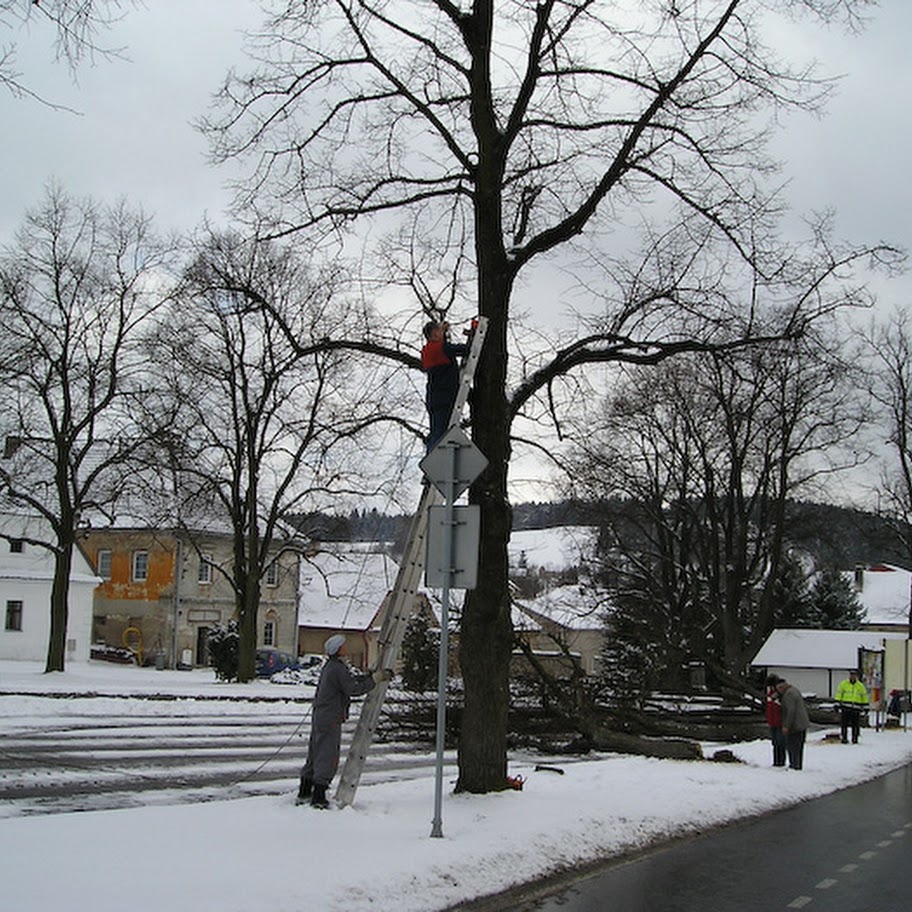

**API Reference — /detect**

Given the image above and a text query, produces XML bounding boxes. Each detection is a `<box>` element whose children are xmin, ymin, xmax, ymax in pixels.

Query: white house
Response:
<box><xmin>750</xmin><ymin>628</ymin><xmax>910</xmax><ymax>698</ymax></box>
<box><xmin>0</xmin><ymin>513</ymin><xmax>100</xmax><ymax>664</ymax></box>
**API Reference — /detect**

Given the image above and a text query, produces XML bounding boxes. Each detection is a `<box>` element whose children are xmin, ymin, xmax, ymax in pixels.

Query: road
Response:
<box><xmin>0</xmin><ymin>689</ymin><xmax>584</xmax><ymax>818</ymax></box>
<box><xmin>0</xmin><ymin>691</ymin><xmax>452</xmax><ymax>817</ymax></box>
<box><xmin>475</xmin><ymin>762</ymin><xmax>912</xmax><ymax>912</ymax></box>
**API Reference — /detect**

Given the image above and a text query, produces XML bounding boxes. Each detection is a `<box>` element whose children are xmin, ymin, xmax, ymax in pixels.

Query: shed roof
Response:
<box><xmin>751</xmin><ymin>628</ymin><xmax>907</xmax><ymax>670</ymax></box>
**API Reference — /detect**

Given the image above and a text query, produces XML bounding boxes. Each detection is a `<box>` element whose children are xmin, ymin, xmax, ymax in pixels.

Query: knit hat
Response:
<box><xmin>324</xmin><ymin>634</ymin><xmax>346</xmax><ymax>656</ymax></box>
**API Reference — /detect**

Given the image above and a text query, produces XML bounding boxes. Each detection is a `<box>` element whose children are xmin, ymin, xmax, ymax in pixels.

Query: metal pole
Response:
<box><xmin>431</xmin><ymin>439</ymin><xmax>458</xmax><ymax>838</ymax></box>
<box><xmin>905</xmin><ymin>576</ymin><xmax>911</xmax><ymax>732</ymax></box>
<box><xmin>904</xmin><ymin>638</ymin><xmax>910</xmax><ymax>733</ymax></box>
<box><xmin>171</xmin><ymin>537</ymin><xmax>182</xmax><ymax>669</ymax></box>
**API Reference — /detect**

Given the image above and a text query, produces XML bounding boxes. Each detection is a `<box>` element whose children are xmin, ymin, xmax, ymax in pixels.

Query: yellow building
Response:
<box><xmin>84</xmin><ymin>528</ymin><xmax>300</xmax><ymax>668</ymax></box>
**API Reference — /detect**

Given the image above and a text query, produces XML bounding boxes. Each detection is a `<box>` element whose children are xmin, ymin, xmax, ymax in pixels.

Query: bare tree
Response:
<box><xmin>0</xmin><ymin>183</ymin><xmax>174</xmax><ymax>671</ymax></box>
<box><xmin>1</xmin><ymin>1</ymin><xmax>132</xmax><ymax>104</ymax></box>
<box><xmin>203</xmin><ymin>1</ymin><xmax>892</xmax><ymax>791</ymax></box>
<box><xmin>867</xmin><ymin>309</ymin><xmax>912</xmax><ymax>623</ymax></box>
<box><xmin>568</xmin><ymin>321</ymin><xmax>869</xmax><ymax>692</ymax></box>
<box><xmin>144</xmin><ymin>229</ymin><xmax>412</xmax><ymax>682</ymax></box>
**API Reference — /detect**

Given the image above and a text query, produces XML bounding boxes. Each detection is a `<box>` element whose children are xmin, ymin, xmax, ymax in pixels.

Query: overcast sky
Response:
<box><xmin>1</xmin><ymin>0</ymin><xmax>261</xmax><ymax>241</ymax></box>
<box><xmin>2</xmin><ymin>1</ymin><xmax>909</xmax><ymax>298</ymax></box>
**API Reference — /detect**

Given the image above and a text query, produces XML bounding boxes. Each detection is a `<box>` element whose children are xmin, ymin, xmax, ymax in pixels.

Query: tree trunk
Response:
<box><xmin>236</xmin><ymin>562</ymin><xmax>259</xmax><ymax>683</ymax></box>
<box><xmin>588</xmin><ymin>724</ymin><xmax>703</xmax><ymax>760</ymax></box>
<box><xmin>45</xmin><ymin>543</ymin><xmax>73</xmax><ymax>673</ymax></box>
<box><xmin>456</xmin><ymin>78</ymin><xmax>516</xmax><ymax>786</ymax></box>
<box><xmin>457</xmin><ymin>303</ymin><xmax>514</xmax><ymax>790</ymax></box>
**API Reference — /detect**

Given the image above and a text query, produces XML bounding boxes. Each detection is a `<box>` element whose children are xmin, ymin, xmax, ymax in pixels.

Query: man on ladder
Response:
<box><xmin>421</xmin><ymin>318</ymin><xmax>476</xmax><ymax>452</ymax></box>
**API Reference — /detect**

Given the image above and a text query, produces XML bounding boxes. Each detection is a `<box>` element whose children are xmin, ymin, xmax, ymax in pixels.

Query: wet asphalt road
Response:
<box><xmin>480</xmin><ymin>762</ymin><xmax>912</xmax><ymax>912</ymax></box>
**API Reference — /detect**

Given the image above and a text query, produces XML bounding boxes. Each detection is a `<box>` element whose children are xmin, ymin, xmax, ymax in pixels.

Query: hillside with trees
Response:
<box><xmin>516</xmin><ymin>499</ymin><xmax>908</xmax><ymax>571</ymax></box>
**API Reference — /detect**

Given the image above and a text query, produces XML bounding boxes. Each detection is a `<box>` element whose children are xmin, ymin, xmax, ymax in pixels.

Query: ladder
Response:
<box><xmin>334</xmin><ymin>316</ymin><xmax>488</xmax><ymax>808</ymax></box>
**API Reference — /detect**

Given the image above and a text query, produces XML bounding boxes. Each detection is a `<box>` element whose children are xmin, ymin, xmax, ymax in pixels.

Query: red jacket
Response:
<box><xmin>765</xmin><ymin>685</ymin><xmax>782</xmax><ymax>727</ymax></box>
<box><xmin>421</xmin><ymin>338</ymin><xmax>454</xmax><ymax>370</ymax></box>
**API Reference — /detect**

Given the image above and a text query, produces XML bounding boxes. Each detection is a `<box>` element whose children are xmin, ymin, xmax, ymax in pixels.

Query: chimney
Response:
<box><xmin>854</xmin><ymin>564</ymin><xmax>864</xmax><ymax>592</ymax></box>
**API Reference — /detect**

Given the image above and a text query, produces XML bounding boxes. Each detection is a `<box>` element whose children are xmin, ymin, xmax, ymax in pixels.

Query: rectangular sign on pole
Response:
<box><xmin>425</xmin><ymin>505</ymin><xmax>481</xmax><ymax>589</ymax></box>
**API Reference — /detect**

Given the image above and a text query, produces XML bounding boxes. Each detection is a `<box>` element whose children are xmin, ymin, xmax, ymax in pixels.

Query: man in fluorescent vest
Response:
<box><xmin>835</xmin><ymin>669</ymin><xmax>869</xmax><ymax>744</ymax></box>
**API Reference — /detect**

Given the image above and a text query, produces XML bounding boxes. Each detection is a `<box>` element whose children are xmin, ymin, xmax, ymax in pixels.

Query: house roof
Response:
<box><xmin>751</xmin><ymin>628</ymin><xmax>908</xmax><ymax>670</ymax></box>
<box><xmin>515</xmin><ymin>583</ymin><xmax>609</xmax><ymax>632</ymax></box>
<box><xmin>846</xmin><ymin>564</ymin><xmax>911</xmax><ymax>626</ymax></box>
<box><xmin>0</xmin><ymin>511</ymin><xmax>101</xmax><ymax>585</ymax></box>
<box><xmin>508</xmin><ymin>526</ymin><xmax>597</xmax><ymax>572</ymax></box>
<box><xmin>297</xmin><ymin>546</ymin><xmax>399</xmax><ymax>632</ymax></box>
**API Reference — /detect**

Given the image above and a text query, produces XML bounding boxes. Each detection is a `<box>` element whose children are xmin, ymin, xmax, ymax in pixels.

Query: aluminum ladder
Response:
<box><xmin>334</xmin><ymin>316</ymin><xmax>488</xmax><ymax>808</ymax></box>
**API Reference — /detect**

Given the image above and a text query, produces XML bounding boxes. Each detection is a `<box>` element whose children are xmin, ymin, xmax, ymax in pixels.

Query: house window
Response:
<box><xmin>132</xmin><ymin>550</ymin><xmax>149</xmax><ymax>582</ymax></box>
<box><xmin>97</xmin><ymin>549</ymin><xmax>112</xmax><ymax>580</ymax></box>
<box><xmin>198</xmin><ymin>553</ymin><xmax>213</xmax><ymax>585</ymax></box>
<box><xmin>10</xmin><ymin>539</ymin><xmax>24</xmax><ymax>554</ymax></box>
<box><xmin>5</xmin><ymin>600</ymin><xmax>23</xmax><ymax>631</ymax></box>
<box><xmin>265</xmin><ymin>561</ymin><xmax>279</xmax><ymax>587</ymax></box>
<box><xmin>263</xmin><ymin>620</ymin><xmax>276</xmax><ymax>647</ymax></box>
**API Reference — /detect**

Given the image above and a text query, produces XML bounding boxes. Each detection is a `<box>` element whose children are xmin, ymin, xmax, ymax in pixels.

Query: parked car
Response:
<box><xmin>255</xmin><ymin>648</ymin><xmax>301</xmax><ymax>678</ymax></box>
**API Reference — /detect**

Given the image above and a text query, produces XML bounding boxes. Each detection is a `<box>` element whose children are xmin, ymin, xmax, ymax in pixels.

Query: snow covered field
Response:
<box><xmin>2</xmin><ymin>659</ymin><xmax>911</xmax><ymax>912</ymax></box>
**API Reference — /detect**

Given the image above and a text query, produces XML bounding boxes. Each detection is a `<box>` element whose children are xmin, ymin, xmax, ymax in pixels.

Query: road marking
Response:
<box><xmin>891</xmin><ymin>830</ymin><xmax>906</xmax><ymax>838</ymax></box>
<box><xmin>815</xmin><ymin>878</ymin><xmax>838</xmax><ymax>890</ymax></box>
<box><xmin>788</xmin><ymin>897</ymin><xmax>813</xmax><ymax>908</ymax></box>
<box><xmin>839</xmin><ymin>864</ymin><xmax>858</xmax><ymax>873</ymax></box>
<box><xmin>877</xmin><ymin>840</ymin><xmax>893</xmax><ymax>848</ymax></box>
<box><xmin>859</xmin><ymin>851</ymin><xmax>877</xmax><ymax>860</ymax></box>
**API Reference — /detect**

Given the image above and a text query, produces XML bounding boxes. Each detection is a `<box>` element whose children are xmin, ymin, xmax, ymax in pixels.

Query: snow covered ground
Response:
<box><xmin>2</xmin><ymin>660</ymin><xmax>911</xmax><ymax>912</ymax></box>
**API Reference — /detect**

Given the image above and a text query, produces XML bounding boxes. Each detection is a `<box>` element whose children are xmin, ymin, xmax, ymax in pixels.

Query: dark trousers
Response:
<box><xmin>426</xmin><ymin>406</ymin><xmax>450</xmax><ymax>452</ymax></box>
<box><xmin>785</xmin><ymin>730</ymin><xmax>806</xmax><ymax>770</ymax></box>
<box><xmin>840</xmin><ymin>706</ymin><xmax>862</xmax><ymax>743</ymax></box>
<box><xmin>769</xmin><ymin>726</ymin><xmax>786</xmax><ymax>767</ymax></box>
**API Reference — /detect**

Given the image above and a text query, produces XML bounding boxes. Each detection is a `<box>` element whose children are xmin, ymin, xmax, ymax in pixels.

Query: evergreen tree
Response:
<box><xmin>399</xmin><ymin>613</ymin><xmax>439</xmax><ymax>693</ymax></box>
<box><xmin>208</xmin><ymin>620</ymin><xmax>239</xmax><ymax>682</ymax></box>
<box><xmin>772</xmin><ymin>554</ymin><xmax>815</xmax><ymax>627</ymax></box>
<box><xmin>597</xmin><ymin>596</ymin><xmax>676</xmax><ymax>711</ymax></box>
<box><xmin>809</xmin><ymin>569</ymin><xmax>866</xmax><ymax>629</ymax></box>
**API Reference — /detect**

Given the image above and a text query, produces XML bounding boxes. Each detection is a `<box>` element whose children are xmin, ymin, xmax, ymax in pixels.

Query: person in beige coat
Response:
<box><xmin>297</xmin><ymin>634</ymin><xmax>388</xmax><ymax>808</ymax></box>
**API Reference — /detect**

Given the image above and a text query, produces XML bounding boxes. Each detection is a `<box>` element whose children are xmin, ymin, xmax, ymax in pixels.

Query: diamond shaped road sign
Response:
<box><xmin>419</xmin><ymin>426</ymin><xmax>488</xmax><ymax>499</ymax></box>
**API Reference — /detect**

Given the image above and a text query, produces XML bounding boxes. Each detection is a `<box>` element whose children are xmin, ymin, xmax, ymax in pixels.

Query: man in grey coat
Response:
<box><xmin>297</xmin><ymin>634</ymin><xmax>389</xmax><ymax>808</ymax></box>
<box><xmin>776</xmin><ymin>678</ymin><xmax>810</xmax><ymax>771</ymax></box>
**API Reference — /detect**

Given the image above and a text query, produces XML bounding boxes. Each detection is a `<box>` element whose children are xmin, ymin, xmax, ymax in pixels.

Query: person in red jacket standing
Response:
<box><xmin>765</xmin><ymin>674</ymin><xmax>786</xmax><ymax>767</ymax></box>
<box><xmin>421</xmin><ymin>320</ymin><xmax>469</xmax><ymax>452</ymax></box>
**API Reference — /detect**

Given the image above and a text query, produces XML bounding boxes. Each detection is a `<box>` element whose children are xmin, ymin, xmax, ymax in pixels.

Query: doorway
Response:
<box><xmin>196</xmin><ymin>626</ymin><xmax>210</xmax><ymax>667</ymax></box>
